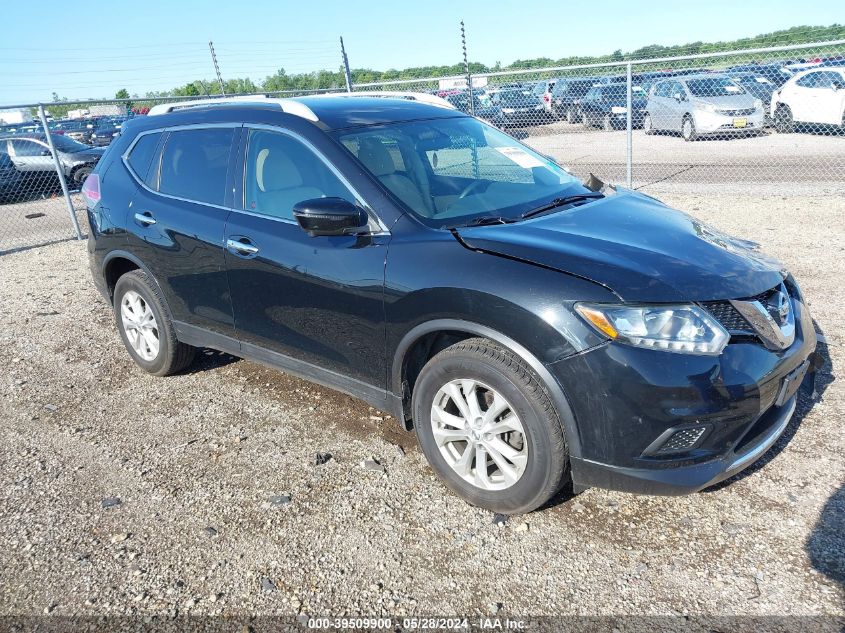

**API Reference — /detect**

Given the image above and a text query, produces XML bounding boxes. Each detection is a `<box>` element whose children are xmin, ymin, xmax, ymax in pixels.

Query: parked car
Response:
<box><xmin>443</xmin><ymin>92</ymin><xmax>500</xmax><ymax>123</ymax></box>
<box><xmin>579</xmin><ymin>84</ymin><xmax>647</xmax><ymax>130</ymax></box>
<box><xmin>51</xmin><ymin>119</ymin><xmax>96</xmax><ymax>143</ymax></box>
<box><xmin>84</xmin><ymin>95</ymin><xmax>817</xmax><ymax>514</ymax></box>
<box><xmin>491</xmin><ymin>88</ymin><xmax>545</xmax><ymax>127</ymax></box>
<box><xmin>551</xmin><ymin>77</ymin><xmax>598</xmax><ymax>122</ymax></box>
<box><xmin>770</xmin><ymin>67</ymin><xmax>845</xmax><ymax>133</ymax></box>
<box><xmin>726</xmin><ymin>72</ymin><xmax>777</xmax><ymax>123</ymax></box>
<box><xmin>0</xmin><ymin>151</ymin><xmax>25</xmax><ymax>203</ymax></box>
<box><xmin>531</xmin><ymin>79</ymin><xmax>557</xmax><ymax>117</ymax></box>
<box><xmin>89</xmin><ymin>118</ymin><xmax>125</xmax><ymax>147</ymax></box>
<box><xmin>727</xmin><ymin>63</ymin><xmax>793</xmax><ymax>87</ymax></box>
<box><xmin>644</xmin><ymin>74</ymin><xmax>764</xmax><ymax>141</ymax></box>
<box><xmin>1</xmin><ymin>134</ymin><xmax>104</xmax><ymax>186</ymax></box>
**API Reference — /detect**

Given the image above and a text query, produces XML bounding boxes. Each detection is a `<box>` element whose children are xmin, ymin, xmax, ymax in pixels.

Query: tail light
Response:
<box><xmin>81</xmin><ymin>173</ymin><xmax>100</xmax><ymax>206</ymax></box>
<box><xmin>544</xmin><ymin>93</ymin><xmax>550</xmax><ymax>102</ymax></box>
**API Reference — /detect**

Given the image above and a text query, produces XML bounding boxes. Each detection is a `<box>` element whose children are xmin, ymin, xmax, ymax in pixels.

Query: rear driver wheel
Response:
<box><xmin>412</xmin><ymin>338</ymin><xmax>570</xmax><ymax>514</ymax></box>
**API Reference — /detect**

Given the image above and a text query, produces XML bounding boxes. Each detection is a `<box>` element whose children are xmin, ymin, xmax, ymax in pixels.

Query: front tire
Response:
<box><xmin>681</xmin><ymin>115</ymin><xmax>697</xmax><ymax>141</ymax></box>
<box><xmin>113</xmin><ymin>270</ymin><xmax>195</xmax><ymax>376</ymax></box>
<box><xmin>774</xmin><ymin>105</ymin><xmax>794</xmax><ymax>134</ymax></box>
<box><xmin>412</xmin><ymin>338</ymin><xmax>570</xmax><ymax>514</ymax></box>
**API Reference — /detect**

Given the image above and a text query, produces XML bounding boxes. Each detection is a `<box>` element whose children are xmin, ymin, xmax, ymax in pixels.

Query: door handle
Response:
<box><xmin>134</xmin><ymin>212</ymin><xmax>156</xmax><ymax>226</ymax></box>
<box><xmin>226</xmin><ymin>238</ymin><xmax>259</xmax><ymax>256</ymax></box>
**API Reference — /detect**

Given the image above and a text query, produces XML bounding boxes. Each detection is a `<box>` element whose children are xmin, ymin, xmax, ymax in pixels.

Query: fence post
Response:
<box><xmin>340</xmin><ymin>37</ymin><xmax>353</xmax><ymax>93</ymax></box>
<box><xmin>625</xmin><ymin>62</ymin><xmax>633</xmax><ymax>189</ymax></box>
<box><xmin>37</xmin><ymin>105</ymin><xmax>83</xmax><ymax>241</ymax></box>
<box><xmin>460</xmin><ymin>21</ymin><xmax>474</xmax><ymax>116</ymax></box>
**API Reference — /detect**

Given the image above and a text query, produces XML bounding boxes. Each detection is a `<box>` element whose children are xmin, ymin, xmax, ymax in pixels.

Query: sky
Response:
<box><xmin>0</xmin><ymin>0</ymin><xmax>842</xmax><ymax>104</ymax></box>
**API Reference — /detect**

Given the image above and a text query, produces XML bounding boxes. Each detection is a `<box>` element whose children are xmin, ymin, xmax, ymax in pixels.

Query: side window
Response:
<box><xmin>11</xmin><ymin>140</ymin><xmax>44</xmax><ymax>157</ymax></box>
<box><xmin>126</xmin><ymin>132</ymin><xmax>161</xmax><ymax>182</ymax></box>
<box><xmin>158</xmin><ymin>128</ymin><xmax>234</xmax><ymax>206</ymax></box>
<box><xmin>796</xmin><ymin>73</ymin><xmax>818</xmax><ymax>88</ymax></box>
<box><xmin>245</xmin><ymin>129</ymin><xmax>355</xmax><ymax>221</ymax></box>
<box><xmin>654</xmin><ymin>82</ymin><xmax>667</xmax><ymax>98</ymax></box>
<box><xmin>818</xmin><ymin>71</ymin><xmax>842</xmax><ymax>87</ymax></box>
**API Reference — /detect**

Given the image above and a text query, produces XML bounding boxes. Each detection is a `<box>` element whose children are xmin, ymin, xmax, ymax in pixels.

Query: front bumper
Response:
<box><xmin>553</xmin><ymin>297</ymin><xmax>817</xmax><ymax>495</ymax></box>
<box><xmin>695</xmin><ymin>109</ymin><xmax>765</xmax><ymax>134</ymax></box>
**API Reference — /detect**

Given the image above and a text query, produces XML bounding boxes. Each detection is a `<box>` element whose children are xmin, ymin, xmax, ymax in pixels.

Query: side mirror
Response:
<box><xmin>673</xmin><ymin>92</ymin><xmax>683</xmax><ymax>102</ymax></box>
<box><xmin>40</xmin><ymin>149</ymin><xmax>52</xmax><ymax>156</ymax></box>
<box><xmin>832</xmin><ymin>81</ymin><xmax>845</xmax><ymax>91</ymax></box>
<box><xmin>293</xmin><ymin>197</ymin><xmax>368</xmax><ymax>237</ymax></box>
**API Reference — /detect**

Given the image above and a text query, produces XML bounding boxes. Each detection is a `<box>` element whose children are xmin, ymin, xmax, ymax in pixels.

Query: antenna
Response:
<box><xmin>340</xmin><ymin>36</ymin><xmax>353</xmax><ymax>93</ymax></box>
<box><xmin>460</xmin><ymin>20</ymin><xmax>474</xmax><ymax>116</ymax></box>
<box><xmin>208</xmin><ymin>40</ymin><xmax>226</xmax><ymax>96</ymax></box>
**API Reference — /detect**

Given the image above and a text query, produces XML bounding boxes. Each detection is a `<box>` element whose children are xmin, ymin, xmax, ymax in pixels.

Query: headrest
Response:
<box><xmin>256</xmin><ymin>148</ymin><xmax>304</xmax><ymax>192</ymax></box>
<box><xmin>357</xmin><ymin>138</ymin><xmax>395</xmax><ymax>177</ymax></box>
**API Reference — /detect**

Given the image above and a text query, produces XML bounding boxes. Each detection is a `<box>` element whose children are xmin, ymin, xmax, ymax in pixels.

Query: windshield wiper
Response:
<box><xmin>520</xmin><ymin>193</ymin><xmax>605</xmax><ymax>220</ymax></box>
<box><xmin>446</xmin><ymin>215</ymin><xmax>517</xmax><ymax>229</ymax></box>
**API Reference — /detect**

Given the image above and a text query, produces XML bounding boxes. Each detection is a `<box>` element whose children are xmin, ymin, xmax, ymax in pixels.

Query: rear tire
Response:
<box><xmin>72</xmin><ymin>166</ymin><xmax>92</xmax><ymax>185</ymax></box>
<box><xmin>643</xmin><ymin>113</ymin><xmax>654</xmax><ymax>135</ymax></box>
<box><xmin>113</xmin><ymin>270</ymin><xmax>195</xmax><ymax>376</ymax></box>
<box><xmin>774</xmin><ymin>105</ymin><xmax>794</xmax><ymax>134</ymax></box>
<box><xmin>681</xmin><ymin>115</ymin><xmax>697</xmax><ymax>141</ymax></box>
<box><xmin>412</xmin><ymin>337</ymin><xmax>570</xmax><ymax>514</ymax></box>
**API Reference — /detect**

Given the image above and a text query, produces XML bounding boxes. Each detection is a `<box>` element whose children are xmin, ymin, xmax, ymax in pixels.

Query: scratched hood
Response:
<box><xmin>456</xmin><ymin>191</ymin><xmax>785</xmax><ymax>302</ymax></box>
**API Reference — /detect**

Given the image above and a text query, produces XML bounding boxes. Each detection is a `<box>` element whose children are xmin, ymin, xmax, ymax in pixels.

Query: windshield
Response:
<box><xmin>50</xmin><ymin>134</ymin><xmax>90</xmax><ymax>152</ymax></box>
<box><xmin>499</xmin><ymin>90</ymin><xmax>533</xmax><ymax>105</ymax></box>
<box><xmin>686</xmin><ymin>77</ymin><xmax>746</xmax><ymax>97</ymax></box>
<box><xmin>333</xmin><ymin>116</ymin><xmax>586</xmax><ymax>228</ymax></box>
<box><xmin>603</xmin><ymin>86</ymin><xmax>645</xmax><ymax>99</ymax></box>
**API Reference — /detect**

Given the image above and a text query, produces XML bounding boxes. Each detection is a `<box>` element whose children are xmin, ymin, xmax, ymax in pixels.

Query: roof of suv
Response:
<box><xmin>143</xmin><ymin>96</ymin><xmax>466</xmax><ymax>132</ymax></box>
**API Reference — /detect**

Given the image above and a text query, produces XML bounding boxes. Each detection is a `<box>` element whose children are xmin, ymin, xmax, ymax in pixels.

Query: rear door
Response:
<box><xmin>7</xmin><ymin>138</ymin><xmax>53</xmax><ymax>173</ymax></box>
<box><xmin>125</xmin><ymin>124</ymin><xmax>238</xmax><ymax>337</ymax></box>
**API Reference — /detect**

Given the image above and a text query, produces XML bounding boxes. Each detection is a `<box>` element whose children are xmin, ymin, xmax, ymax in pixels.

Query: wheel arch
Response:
<box><xmin>391</xmin><ymin>319</ymin><xmax>582</xmax><ymax>457</ymax></box>
<box><xmin>102</xmin><ymin>250</ymin><xmax>168</xmax><ymax>312</ymax></box>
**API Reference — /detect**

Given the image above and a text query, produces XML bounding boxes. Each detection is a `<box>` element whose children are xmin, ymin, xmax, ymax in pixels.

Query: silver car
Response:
<box><xmin>644</xmin><ymin>73</ymin><xmax>765</xmax><ymax>140</ymax></box>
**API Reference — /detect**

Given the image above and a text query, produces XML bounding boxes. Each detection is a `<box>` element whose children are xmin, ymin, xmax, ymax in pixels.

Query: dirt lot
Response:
<box><xmin>0</xmin><ymin>192</ymin><xmax>843</xmax><ymax>625</ymax></box>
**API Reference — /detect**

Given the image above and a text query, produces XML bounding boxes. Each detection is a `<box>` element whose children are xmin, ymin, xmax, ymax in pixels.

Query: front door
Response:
<box><xmin>6</xmin><ymin>138</ymin><xmax>54</xmax><ymax>173</ymax></box>
<box><xmin>224</xmin><ymin>127</ymin><xmax>388</xmax><ymax>386</ymax></box>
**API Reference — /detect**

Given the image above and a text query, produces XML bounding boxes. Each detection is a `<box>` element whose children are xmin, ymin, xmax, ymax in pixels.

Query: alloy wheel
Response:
<box><xmin>120</xmin><ymin>290</ymin><xmax>160</xmax><ymax>361</ymax></box>
<box><xmin>430</xmin><ymin>379</ymin><xmax>529</xmax><ymax>491</ymax></box>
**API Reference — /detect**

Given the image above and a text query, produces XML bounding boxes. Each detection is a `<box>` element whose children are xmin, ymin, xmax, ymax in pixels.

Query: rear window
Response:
<box><xmin>158</xmin><ymin>128</ymin><xmax>234</xmax><ymax>206</ymax></box>
<box><xmin>126</xmin><ymin>132</ymin><xmax>161</xmax><ymax>181</ymax></box>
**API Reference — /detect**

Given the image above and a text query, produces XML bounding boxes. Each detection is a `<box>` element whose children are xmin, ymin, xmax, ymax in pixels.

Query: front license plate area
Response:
<box><xmin>733</xmin><ymin>118</ymin><xmax>748</xmax><ymax>128</ymax></box>
<box><xmin>775</xmin><ymin>360</ymin><xmax>810</xmax><ymax>407</ymax></box>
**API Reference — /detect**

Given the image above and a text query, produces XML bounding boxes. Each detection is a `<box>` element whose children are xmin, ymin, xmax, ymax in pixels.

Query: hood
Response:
<box><xmin>455</xmin><ymin>191</ymin><xmax>785</xmax><ymax>302</ymax></box>
<box><xmin>66</xmin><ymin>146</ymin><xmax>105</xmax><ymax>161</ymax></box>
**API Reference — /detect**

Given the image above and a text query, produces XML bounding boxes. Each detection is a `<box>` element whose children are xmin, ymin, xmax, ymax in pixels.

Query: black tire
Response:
<box><xmin>774</xmin><ymin>105</ymin><xmax>794</xmax><ymax>134</ymax></box>
<box><xmin>643</xmin><ymin>113</ymin><xmax>654</xmax><ymax>135</ymax></box>
<box><xmin>681</xmin><ymin>114</ymin><xmax>697</xmax><ymax>141</ymax></box>
<box><xmin>72</xmin><ymin>165</ymin><xmax>93</xmax><ymax>185</ymax></box>
<box><xmin>412</xmin><ymin>337</ymin><xmax>570</xmax><ymax>514</ymax></box>
<box><xmin>113</xmin><ymin>270</ymin><xmax>195</xmax><ymax>376</ymax></box>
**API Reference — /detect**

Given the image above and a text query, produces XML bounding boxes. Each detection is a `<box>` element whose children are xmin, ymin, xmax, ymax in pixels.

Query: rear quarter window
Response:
<box><xmin>126</xmin><ymin>132</ymin><xmax>162</xmax><ymax>182</ymax></box>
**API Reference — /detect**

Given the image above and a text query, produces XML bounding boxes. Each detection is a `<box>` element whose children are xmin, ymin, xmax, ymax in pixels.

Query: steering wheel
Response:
<box><xmin>456</xmin><ymin>180</ymin><xmax>485</xmax><ymax>201</ymax></box>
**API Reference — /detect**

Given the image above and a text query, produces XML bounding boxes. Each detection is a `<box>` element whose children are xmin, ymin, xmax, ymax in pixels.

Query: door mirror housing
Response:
<box><xmin>832</xmin><ymin>80</ymin><xmax>845</xmax><ymax>91</ymax></box>
<box><xmin>673</xmin><ymin>92</ymin><xmax>684</xmax><ymax>102</ymax></box>
<box><xmin>40</xmin><ymin>149</ymin><xmax>52</xmax><ymax>156</ymax></box>
<box><xmin>293</xmin><ymin>197</ymin><xmax>368</xmax><ymax>237</ymax></box>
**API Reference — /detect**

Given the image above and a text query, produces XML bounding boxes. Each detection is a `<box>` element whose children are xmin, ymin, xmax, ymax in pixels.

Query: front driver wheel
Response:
<box><xmin>412</xmin><ymin>338</ymin><xmax>570</xmax><ymax>514</ymax></box>
<box><xmin>114</xmin><ymin>270</ymin><xmax>196</xmax><ymax>376</ymax></box>
<box><xmin>682</xmin><ymin>115</ymin><xmax>697</xmax><ymax>141</ymax></box>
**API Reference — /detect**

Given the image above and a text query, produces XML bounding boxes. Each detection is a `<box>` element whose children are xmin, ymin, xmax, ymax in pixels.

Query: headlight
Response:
<box><xmin>700</xmin><ymin>103</ymin><xmax>717</xmax><ymax>113</ymax></box>
<box><xmin>753</xmin><ymin>99</ymin><xmax>762</xmax><ymax>109</ymax></box>
<box><xmin>575</xmin><ymin>303</ymin><xmax>729</xmax><ymax>355</ymax></box>
<box><xmin>610</xmin><ymin>106</ymin><xmax>627</xmax><ymax>114</ymax></box>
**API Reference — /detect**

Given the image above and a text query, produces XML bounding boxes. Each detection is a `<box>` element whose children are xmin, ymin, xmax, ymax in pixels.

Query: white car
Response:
<box><xmin>770</xmin><ymin>67</ymin><xmax>845</xmax><ymax>132</ymax></box>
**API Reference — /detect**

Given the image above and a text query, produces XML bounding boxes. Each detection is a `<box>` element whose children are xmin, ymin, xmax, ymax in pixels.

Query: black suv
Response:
<box><xmin>85</xmin><ymin>96</ymin><xmax>816</xmax><ymax>514</ymax></box>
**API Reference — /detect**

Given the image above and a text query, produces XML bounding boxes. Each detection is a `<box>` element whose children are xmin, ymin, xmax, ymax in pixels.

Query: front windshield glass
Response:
<box><xmin>686</xmin><ymin>77</ymin><xmax>746</xmax><ymax>97</ymax></box>
<box><xmin>333</xmin><ymin>116</ymin><xmax>585</xmax><ymax>228</ymax></box>
<box><xmin>50</xmin><ymin>134</ymin><xmax>90</xmax><ymax>152</ymax></box>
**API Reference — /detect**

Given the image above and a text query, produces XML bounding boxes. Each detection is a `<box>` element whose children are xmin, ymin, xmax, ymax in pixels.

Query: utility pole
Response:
<box><xmin>460</xmin><ymin>20</ymin><xmax>474</xmax><ymax>116</ymax></box>
<box><xmin>208</xmin><ymin>40</ymin><xmax>226</xmax><ymax>96</ymax></box>
<box><xmin>340</xmin><ymin>36</ymin><xmax>353</xmax><ymax>92</ymax></box>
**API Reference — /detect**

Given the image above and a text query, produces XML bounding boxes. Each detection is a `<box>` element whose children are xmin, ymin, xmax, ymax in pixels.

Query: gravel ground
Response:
<box><xmin>0</xmin><ymin>193</ymin><xmax>843</xmax><ymax>625</ymax></box>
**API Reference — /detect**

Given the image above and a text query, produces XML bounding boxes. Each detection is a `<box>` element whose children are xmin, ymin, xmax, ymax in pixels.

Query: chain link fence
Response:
<box><xmin>1</xmin><ymin>40</ymin><xmax>843</xmax><ymax>254</ymax></box>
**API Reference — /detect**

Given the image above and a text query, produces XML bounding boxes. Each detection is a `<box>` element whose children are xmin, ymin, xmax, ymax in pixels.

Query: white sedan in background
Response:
<box><xmin>771</xmin><ymin>67</ymin><xmax>845</xmax><ymax>132</ymax></box>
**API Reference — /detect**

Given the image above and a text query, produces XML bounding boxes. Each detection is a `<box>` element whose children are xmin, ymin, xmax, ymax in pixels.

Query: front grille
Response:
<box><xmin>701</xmin><ymin>301</ymin><xmax>754</xmax><ymax>333</ymax></box>
<box><xmin>653</xmin><ymin>426</ymin><xmax>708</xmax><ymax>455</ymax></box>
<box><xmin>718</xmin><ymin>107</ymin><xmax>756</xmax><ymax>116</ymax></box>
